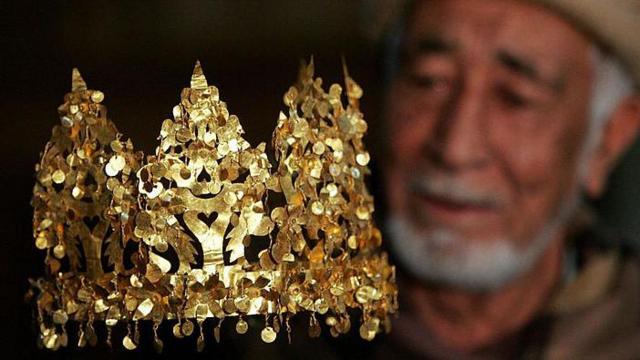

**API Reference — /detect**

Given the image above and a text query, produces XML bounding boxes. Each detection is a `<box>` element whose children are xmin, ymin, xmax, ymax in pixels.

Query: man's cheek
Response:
<box><xmin>386</xmin><ymin>170</ymin><xmax>408</xmax><ymax>214</ymax></box>
<box><xmin>391</xmin><ymin>120</ymin><xmax>432</xmax><ymax>159</ymax></box>
<box><xmin>501</xmin><ymin>153</ymin><xmax>577</xmax><ymax>236</ymax></box>
<box><xmin>390</xmin><ymin>131</ymin><xmax>417</xmax><ymax>163</ymax></box>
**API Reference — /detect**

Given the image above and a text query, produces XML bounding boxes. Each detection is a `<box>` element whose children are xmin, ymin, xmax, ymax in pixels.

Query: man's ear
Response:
<box><xmin>585</xmin><ymin>94</ymin><xmax>640</xmax><ymax>198</ymax></box>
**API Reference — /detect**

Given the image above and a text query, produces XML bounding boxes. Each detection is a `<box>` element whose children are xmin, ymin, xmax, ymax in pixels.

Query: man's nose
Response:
<box><xmin>424</xmin><ymin>78</ymin><xmax>491</xmax><ymax>171</ymax></box>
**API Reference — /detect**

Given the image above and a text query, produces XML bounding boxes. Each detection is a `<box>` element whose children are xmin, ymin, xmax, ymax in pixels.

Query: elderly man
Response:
<box><xmin>379</xmin><ymin>0</ymin><xmax>640</xmax><ymax>358</ymax></box>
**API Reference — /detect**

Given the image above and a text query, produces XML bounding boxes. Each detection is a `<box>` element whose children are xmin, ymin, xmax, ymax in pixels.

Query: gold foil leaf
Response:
<box><xmin>355</xmin><ymin>152</ymin><xmax>370</xmax><ymax>166</ymax></box>
<box><xmin>52</xmin><ymin>310</ymin><xmax>68</xmax><ymax>324</ymax></box>
<box><xmin>214</xmin><ymin>322</ymin><xmax>223</xmax><ymax>342</ymax></box>
<box><xmin>355</xmin><ymin>285</ymin><xmax>377</xmax><ymax>304</ymax></box>
<box><xmin>122</xmin><ymin>335</ymin><xmax>137</xmax><ymax>350</ymax></box>
<box><xmin>182</xmin><ymin>320</ymin><xmax>195</xmax><ymax>336</ymax></box>
<box><xmin>105</xmin><ymin>306</ymin><xmax>120</xmax><ymax>326</ymax></box>
<box><xmin>172</xmin><ymin>323</ymin><xmax>184</xmax><ymax>338</ymax></box>
<box><xmin>149</xmin><ymin>252</ymin><xmax>172</xmax><ymax>274</ymax></box>
<box><xmin>90</xmin><ymin>91</ymin><xmax>104</xmax><ymax>103</ymax></box>
<box><xmin>261</xmin><ymin>326</ymin><xmax>277</xmax><ymax>343</ymax></box>
<box><xmin>52</xmin><ymin>170</ymin><xmax>65</xmax><ymax>184</ymax></box>
<box><xmin>53</xmin><ymin>244</ymin><xmax>65</xmax><ymax>259</ymax></box>
<box><xmin>134</xmin><ymin>298</ymin><xmax>154</xmax><ymax>320</ymax></box>
<box><xmin>154</xmin><ymin>338</ymin><xmax>164</xmax><ymax>353</ymax></box>
<box><xmin>94</xmin><ymin>299</ymin><xmax>109</xmax><ymax>313</ymax></box>
<box><xmin>235</xmin><ymin>318</ymin><xmax>248</xmax><ymax>334</ymax></box>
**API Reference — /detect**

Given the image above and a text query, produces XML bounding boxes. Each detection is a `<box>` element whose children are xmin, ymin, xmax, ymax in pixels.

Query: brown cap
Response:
<box><xmin>533</xmin><ymin>0</ymin><xmax>640</xmax><ymax>86</ymax></box>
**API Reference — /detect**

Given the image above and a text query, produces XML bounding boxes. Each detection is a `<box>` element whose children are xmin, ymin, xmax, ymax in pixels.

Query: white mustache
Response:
<box><xmin>409</xmin><ymin>175</ymin><xmax>506</xmax><ymax>208</ymax></box>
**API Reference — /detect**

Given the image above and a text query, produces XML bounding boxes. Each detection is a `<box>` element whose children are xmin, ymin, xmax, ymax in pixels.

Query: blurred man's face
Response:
<box><xmin>385</xmin><ymin>0</ymin><xmax>594</xmax><ymax>288</ymax></box>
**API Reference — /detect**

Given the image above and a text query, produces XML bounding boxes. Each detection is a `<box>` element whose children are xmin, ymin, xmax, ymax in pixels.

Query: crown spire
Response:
<box><xmin>341</xmin><ymin>58</ymin><xmax>363</xmax><ymax>105</ymax></box>
<box><xmin>190</xmin><ymin>60</ymin><xmax>209</xmax><ymax>90</ymax></box>
<box><xmin>71</xmin><ymin>67</ymin><xmax>87</xmax><ymax>92</ymax></box>
<box><xmin>136</xmin><ymin>62</ymin><xmax>272</xmax><ymax>274</ymax></box>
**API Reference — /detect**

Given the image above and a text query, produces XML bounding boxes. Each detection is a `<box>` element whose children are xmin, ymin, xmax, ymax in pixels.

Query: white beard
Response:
<box><xmin>386</xmin><ymin>190</ymin><xmax>581</xmax><ymax>291</ymax></box>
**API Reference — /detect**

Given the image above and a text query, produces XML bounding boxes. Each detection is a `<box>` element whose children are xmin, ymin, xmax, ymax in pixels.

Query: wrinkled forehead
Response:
<box><xmin>403</xmin><ymin>0</ymin><xmax>593</xmax><ymax>81</ymax></box>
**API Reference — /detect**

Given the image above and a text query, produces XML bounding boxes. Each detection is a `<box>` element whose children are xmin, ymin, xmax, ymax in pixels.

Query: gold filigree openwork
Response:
<box><xmin>28</xmin><ymin>61</ymin><xmax>397</xmax><ymax>352</ymax></box>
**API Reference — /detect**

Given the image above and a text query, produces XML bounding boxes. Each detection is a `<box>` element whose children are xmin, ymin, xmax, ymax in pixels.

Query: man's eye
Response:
<box><xmin>496</xmin><ymin>87</ymin><xmax>531</xmax><ymax>108</ymax></box>
<box><xmin>406</xmin><ymin>73</ymin><xmax>452</xmax><ymax>92</ymax></box>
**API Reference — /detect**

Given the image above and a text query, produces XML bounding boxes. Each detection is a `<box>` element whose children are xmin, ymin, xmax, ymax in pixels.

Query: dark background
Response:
<box><xmin>2</xmin><ymin>1</ymin><xmax>640</xmax><ymax>358</ymax></box>
<box><xmin>0</xmin><ymin>1</ymin><xmax>390</xmax><ymax>358</ymax></box>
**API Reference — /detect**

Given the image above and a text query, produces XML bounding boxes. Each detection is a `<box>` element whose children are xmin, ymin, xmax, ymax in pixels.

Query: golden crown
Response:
<box><xmin>28</xmin><ymin>60</ymin><xmax>397</xmax><ymax>352</ymax></box>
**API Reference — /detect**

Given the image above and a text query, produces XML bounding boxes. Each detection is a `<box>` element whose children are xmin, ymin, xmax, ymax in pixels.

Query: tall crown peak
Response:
<box><xmin>341</xmin><ymin>59</ymin><xmax>363</xmax><ymax>103</ymax></box>
<box><xmin>71</xmin><ymin>67</ymin><xmax>87</xmax><ymax>92</ymax></box>
<box><xmin>190</xmin><ymin>60</ymin><xmax>209</xmax><ymax>90</ymax></box>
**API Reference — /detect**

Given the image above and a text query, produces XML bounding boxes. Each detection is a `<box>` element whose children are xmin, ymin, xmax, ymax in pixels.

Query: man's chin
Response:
<box><xmin>386</xmin><ymin>216</ymin><xmax>554</xmax><ymax>292</ymax></box>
